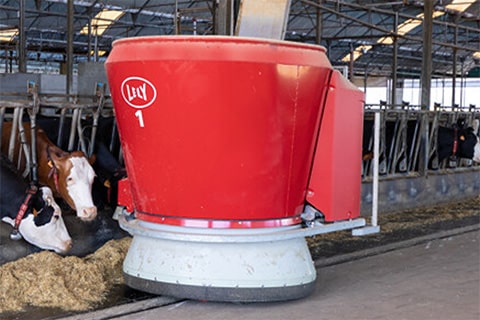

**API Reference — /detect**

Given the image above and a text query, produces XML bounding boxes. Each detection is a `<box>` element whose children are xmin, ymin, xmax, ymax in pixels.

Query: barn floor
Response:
<box><xmin>0</xmin><ymin>197</ymin><xmax>479</xmax><ymax>320</ymax></box>
<box><xmin>58</xmin><ymin>227</ymin><xmax>479</xmax><ymax>320</ymax></box>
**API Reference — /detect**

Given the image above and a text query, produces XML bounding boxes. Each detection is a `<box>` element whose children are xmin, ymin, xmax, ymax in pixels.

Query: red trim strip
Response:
<box><xmin>452</xmin><ymin>127</ymin><xmax>458</xmax><ymax>156</ymax></box>
<box><xmin>14</xmin><ymin>186</ymin><xmax>38</xmax><ymax>230</ymax></box>
<box><xmin>135</xmin><ymin>212</ymin><xmax>302</xmax><ymax>229</ymax></box>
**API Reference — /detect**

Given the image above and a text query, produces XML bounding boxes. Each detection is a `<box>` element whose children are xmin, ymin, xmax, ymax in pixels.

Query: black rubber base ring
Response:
<box><xmin>124</xmin><ymin>272</ymin><xmax>316</xmax><ymax>303</ymax></box>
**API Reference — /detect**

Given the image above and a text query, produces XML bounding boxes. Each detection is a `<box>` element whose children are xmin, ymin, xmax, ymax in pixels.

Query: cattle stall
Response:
<box><xmin>0</xmin><ymin>81</ymin><xmax>120</xmax><ymax>176</ymax></box>
<box><xmin>361</xmin><ymin>107</ymin><xmax>480</xmax><ymax>214</ymax></box>
<box><xmin>0</xmin><ymin>80</ymin><xmax>127</xmax><ymax>263</ymax></box>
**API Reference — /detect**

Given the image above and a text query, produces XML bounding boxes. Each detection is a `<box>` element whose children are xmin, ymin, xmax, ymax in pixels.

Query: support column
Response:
<box><xmin>391</xmin><ymin>11</ymin><xmax>399</xmax><ymax>106</ymax></box>
<box><xmin>87</xmin><ymin>19</ymin><xmax>92</xmax><ymax>62</ymax></box>
<box><xmin>420</xmin><ymin>0</ymin><xmax>433</xmax><ymax>110</ymax></box>
<box><xmin>451</xmin><ymin>25</ymin><xmax>458</xmax><ymax>108</ymax></box>
<box><xmin>216</xmin><ymin>0</ymin><xmax>234</xmax><ymax>35</ymax></box>
<box><xmin>18</xmin><ymin>0</ymin><xmax>26</xmax><ymax>73</ymax></box>
<box><xmin>66</xmin><ymin>0</ymin><xmax>74</xmax><ymax>95</ymax></box>
<box><xmin>316</xmin><ymin>0</ymin><xmax>323</xmax><ymax>45</ymax></box>
<box><xmin>395</xmin><ymin>79</ymin><xmax>405</xmax><ymax>107</ymax></box>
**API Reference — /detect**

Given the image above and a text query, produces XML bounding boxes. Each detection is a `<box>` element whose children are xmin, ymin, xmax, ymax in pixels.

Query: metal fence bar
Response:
<box><xmin>0</xmin><ymin>91</ymin><xmax>112</xmax><ymax>175</ymax></box>
<box><xmin>362</xmin><ymin>108</ymin><xmax>480</xmax><ymax>181</ymax></box>
<box><xmin>1</xmin><ymin>95</ymin><xmax>479</xmax><ymax>188</ymax></box>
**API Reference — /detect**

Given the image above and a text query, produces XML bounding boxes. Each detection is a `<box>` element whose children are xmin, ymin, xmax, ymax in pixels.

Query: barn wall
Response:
<box><xmin>77</xmin><ymin>62</ymin><xmax>109</xmax><ymax>96</ymax></box>
<box><xmin>361</xmin><ymin>168</ymin><xmax>480</xmax><ymax>215</ymax></box>
<box><xmin>0</xmin><ymin>73</ymin><xmax>77</xmax><ymax>95</ymax></box>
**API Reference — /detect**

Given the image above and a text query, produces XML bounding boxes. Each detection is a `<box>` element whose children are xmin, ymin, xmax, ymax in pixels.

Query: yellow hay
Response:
<box><xmin>0</xmin><ymin>236</ymin><xmax>131</xmax><ymax>312</ymax></box>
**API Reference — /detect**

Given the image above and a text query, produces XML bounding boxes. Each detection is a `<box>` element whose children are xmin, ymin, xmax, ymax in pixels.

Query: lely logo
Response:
<box><xmin>121</xmin><ymin>76</ymin><xmax>157</xmax><ymax>109</ymax></box>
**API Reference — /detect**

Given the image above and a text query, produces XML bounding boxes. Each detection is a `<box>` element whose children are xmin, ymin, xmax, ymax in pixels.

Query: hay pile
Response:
<box><xmin>0</xmin><ymin>236</ymin><xmax>132</xmax><ymax>313</ymax></box>
<box><xmin>366</xmin><ymin>195</ymin><xmax>479</xmax><ymax>233</ymax></box>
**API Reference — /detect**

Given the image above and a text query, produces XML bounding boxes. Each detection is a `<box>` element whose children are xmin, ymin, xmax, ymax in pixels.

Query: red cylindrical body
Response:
<box><xmin>105</xmin><ymin>36</ymin><xmax>332</xmax><ymax>227</ymax></box>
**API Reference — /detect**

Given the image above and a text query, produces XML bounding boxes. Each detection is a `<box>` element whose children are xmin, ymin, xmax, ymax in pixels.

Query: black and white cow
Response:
<box><xmin>437</xmin><ymin>120</ymin><xmax>480</xmax><ymax>163</ymax></box>
<box><xmin>1</xmin><ymin>156</ymin><xmax>72</xmax><ymax>254</ymax></box>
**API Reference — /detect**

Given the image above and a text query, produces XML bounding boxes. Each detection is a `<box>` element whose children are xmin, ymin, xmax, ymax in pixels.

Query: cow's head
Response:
<box><xmin>474</xmin><ymin>139</ymin><xmax>480</xmax><ymax>163</ymax></box>
<box><xmin>459</xmin><ymin>128</ymin><xmax>480</xmax><ymax>163</ymax></box>
<box><xmin>458</xmin><ymin>121</ymin><xmax>480</xmax><ymax>163</ymax></box>
<box><xmin>2</xmin><ymin>187</ymin><xmax>72</xmax><ymax>254</ymax></box>
<box><xmin>49</xmin><ymin>149</ymin><xmax>97</xmax><ymax>221</ymax></box>
<box><xmin>473</xmin><ymin>120</ymin><xmax>480</xmax><ymax>163</ymax></box>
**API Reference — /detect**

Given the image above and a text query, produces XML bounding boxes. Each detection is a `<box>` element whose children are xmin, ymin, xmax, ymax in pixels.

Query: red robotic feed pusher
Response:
<box><xmin>106</xmin><ymin>36</ymin><xmax>366</xmax><ymax>302</ymax></box>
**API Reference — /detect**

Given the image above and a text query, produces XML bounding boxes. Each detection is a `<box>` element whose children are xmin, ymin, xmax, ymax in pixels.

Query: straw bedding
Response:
<box><xmin>0</xmin><ymin>236</ymin><xmax>131</xmax><ymax>312</ymax></box>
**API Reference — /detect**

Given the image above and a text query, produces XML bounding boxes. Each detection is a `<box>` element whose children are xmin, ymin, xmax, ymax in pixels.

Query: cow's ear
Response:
<box><xmin>50</xmin><ymin>148</ymin><xmax>68</xmax><ymax>161</ymax></box>
<box><xmin>88</xmin><ymin>154</ymin><xmax>96</xmax><ymax>165</ymax></box>
<box><xmin>1</xmin><ymin>216</ymin><xmax>15</xmax><ymax>227</ymax></box>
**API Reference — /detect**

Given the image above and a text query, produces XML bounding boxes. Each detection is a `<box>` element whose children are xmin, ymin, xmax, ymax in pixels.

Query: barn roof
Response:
<box><xmin>0</xmin><ymin>0</ymin><xmax>479</xmax><ymax>78</ymax></box>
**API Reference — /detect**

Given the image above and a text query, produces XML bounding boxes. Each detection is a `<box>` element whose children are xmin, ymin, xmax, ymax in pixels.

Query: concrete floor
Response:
<box><xmin>61</xmin><ymin>228</ymin><xmax>480</xmax><ymax>320</ymax></box>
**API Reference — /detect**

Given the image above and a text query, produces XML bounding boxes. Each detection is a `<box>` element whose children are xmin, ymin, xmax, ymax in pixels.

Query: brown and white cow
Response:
<box><xmin>1</xmin><ymin>122</ymin><xmax>97</xmax><ymax>221</ymax></box>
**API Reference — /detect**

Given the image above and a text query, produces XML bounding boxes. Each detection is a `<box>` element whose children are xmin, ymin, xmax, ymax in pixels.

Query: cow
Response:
<box><xmin>1</xmin><ymin>121</ymin><xmax>97</xmax><ymax>221</ymax></box>
<box><xmin>35</xmin><ymin>115</ymin><xmax>126</xmax><ymax>210</ymax></box>
<box><xmin>1</xmin><ymin>155</ymin><xmax>72</xmax><ymax>254</ymax></box>
<box><xmin>90</xmin><ymin>141</ymin><xmax>126</xmax><ymax>209</ymax></box>
<box><xmin>437</xmin><ymin>121</ymin><xmax>480</xmax><ymax>163</ymax></box>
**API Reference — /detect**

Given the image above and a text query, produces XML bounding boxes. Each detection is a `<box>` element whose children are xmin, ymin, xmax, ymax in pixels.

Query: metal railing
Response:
<box><xmin>362</xmin><ymin>108</ymin><xmax>480</xmax><ymax>181</ymax></box>
<box><xmin>0</xmin><ymin>82</ymin><xmax>120</xmax><ymax>179</ymax></box>
<box><xmin>1</xmin><ymin>86</ymin><xmax>479</xmax><ymax>187</ymax></box>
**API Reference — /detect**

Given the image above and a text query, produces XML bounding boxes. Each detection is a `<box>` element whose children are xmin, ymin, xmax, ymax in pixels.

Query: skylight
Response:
<box><xmin>0</xmin><ymin>28</ymin><xmax>18</xmax><ymax>42</ymax></box>
<box><xmin>342</xmin><ymin>0</ymin><xmax>477</xmax><ymax>63</ymax></box>
<box><xmin>80</xmin><ymin>9</ymin><xmax>125</xmax><ymax>36</ymax></box>
<box><xmin>341</xmin><ymin>45</ymin><xmax>373</xmax><ymax>63</ymax></box>
<box><xmin>445</xmin><ymin>0</ymin><xmax>477</xmax><ymax>12</ymax></box>
<box><xmin>377</xmin><ymin>12</ymin><xmax>445</xmax><ymax>45</ymax></box>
